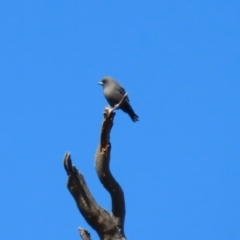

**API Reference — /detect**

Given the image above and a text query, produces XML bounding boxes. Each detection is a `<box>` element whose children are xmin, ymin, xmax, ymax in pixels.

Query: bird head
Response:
<box><xmin>98</xmin><ymin>76</ymin><xmax>113</xmax><ymax>88</ymax></box>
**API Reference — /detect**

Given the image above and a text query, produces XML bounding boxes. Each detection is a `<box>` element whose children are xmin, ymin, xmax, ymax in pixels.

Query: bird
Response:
<box><xmin>98</xmin><ymin>76</ymin><xmax>139</xmax><ymax>122</ymax></box>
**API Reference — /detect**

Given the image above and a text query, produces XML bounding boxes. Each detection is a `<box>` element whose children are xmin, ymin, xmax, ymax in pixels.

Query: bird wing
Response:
<box><xmin>117</xmin><ymin>86</ymin><xmax>130</xmax><ymax>102</ymax></box>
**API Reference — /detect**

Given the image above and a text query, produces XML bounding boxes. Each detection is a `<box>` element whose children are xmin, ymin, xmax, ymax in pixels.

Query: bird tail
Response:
<box><xmin>130</xmin><ymin>112</ymin><xmax>139</xmax><ymax>122</ymax></box>
<box><xmin>121</xmin><ymin>101</ymin><xmax>139</xmax><ymax>122</ymax></box>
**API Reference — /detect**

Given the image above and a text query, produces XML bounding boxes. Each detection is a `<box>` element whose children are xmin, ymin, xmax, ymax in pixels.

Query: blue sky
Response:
<box><xmin>0</xmin><ymin>1</ymin><xmax>240</xmax><ymax>239</ymax></box>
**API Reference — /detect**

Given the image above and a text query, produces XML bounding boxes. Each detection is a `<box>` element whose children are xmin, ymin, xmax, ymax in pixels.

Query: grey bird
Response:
<box><xmin>98</xmin><ymin>76</ymin><xmax>139</xmax><ymax>122</ymax></box>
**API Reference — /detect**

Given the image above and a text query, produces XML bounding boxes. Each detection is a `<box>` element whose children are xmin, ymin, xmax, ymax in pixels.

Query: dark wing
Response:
<box><xmin>116</xmin><ymin>86</ymin><xmax>130</xmax><ymax>102</ymax></box>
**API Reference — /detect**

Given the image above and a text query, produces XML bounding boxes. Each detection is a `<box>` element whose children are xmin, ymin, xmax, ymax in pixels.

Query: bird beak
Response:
<box><xmin>98</xmin><ymin>81</ymin><xmax>103</xmax><ymax>85</ymax></box>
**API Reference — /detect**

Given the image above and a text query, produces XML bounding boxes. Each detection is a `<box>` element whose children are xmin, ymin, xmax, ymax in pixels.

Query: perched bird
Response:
<box><xmin>98</xmin><ymin>76</ymin><xmax>139</xmax><ymax>122</ymax></box>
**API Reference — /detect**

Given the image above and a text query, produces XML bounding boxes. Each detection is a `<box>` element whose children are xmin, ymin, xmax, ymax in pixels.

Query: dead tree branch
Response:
<box><xmin>64</xmin><ymin>94</ymin><xmax>127</xmax><ymax>240</ymax></box>
<box><xmin>78</xmin><ymin>228</ymin><xmax>91</xmax><ymax>240</ymax></box>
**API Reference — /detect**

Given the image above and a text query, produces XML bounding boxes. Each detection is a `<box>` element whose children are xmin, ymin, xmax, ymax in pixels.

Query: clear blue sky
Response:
<box><xmin>0</xmin><ymin>1</ymin><xmax>239</xmax><ymax>239</ymax></box>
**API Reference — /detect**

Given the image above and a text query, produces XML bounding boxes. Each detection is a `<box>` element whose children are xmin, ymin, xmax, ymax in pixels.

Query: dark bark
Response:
<box><xmin>64</xmin><ymin>94</ymin><xmax>128</xmax><ymax>240</ymax></box>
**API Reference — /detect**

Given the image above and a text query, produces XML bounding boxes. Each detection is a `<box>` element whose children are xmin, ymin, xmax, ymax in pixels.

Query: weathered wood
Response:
<box><xmin>64</xmin><ymin>94</ymin><xmax>127</xmax><ymax>240</ymax></box>
<box><xmin>78</xmin><ymin>228</ymin><xmax>91</xmax><ymax>240</ymax></box>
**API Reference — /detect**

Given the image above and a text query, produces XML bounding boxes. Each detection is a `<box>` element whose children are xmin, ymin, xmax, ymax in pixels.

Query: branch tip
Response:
<box><xmin>64</xmin><ymin>152</ymin><xmax>72</xmax><ymax>175</ymax></box>
<box><xmin>78</xmin><ymin>228</ymin><xmax>91</xmax><ymax>240</ymax></box>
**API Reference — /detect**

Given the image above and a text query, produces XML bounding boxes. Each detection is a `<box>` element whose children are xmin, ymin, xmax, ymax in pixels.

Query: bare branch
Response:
<box><xmin>64</xmin><ymin>153</ymin><xmax>126</xmax><ymax>239</ymax></box>
<box><xmin>95</xmin><ymin>95</ymin><xmax>126</xmax><ymax>236</ymax></box>
<box><xmin>64</xmin><ymin>94</ymin><xmax>127</xmax><ymax>239</ymax></box>
<box><xmin>78</xmin><ymin>228</ymin><xmax>91</xmax><ymax>240</ymax></box>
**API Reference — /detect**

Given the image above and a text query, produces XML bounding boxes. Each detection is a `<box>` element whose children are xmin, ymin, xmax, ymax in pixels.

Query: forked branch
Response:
<box><xmin>64</xmin><ymin>94</ymin><xmax>127</xmax><ymax>240</ymax></box>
